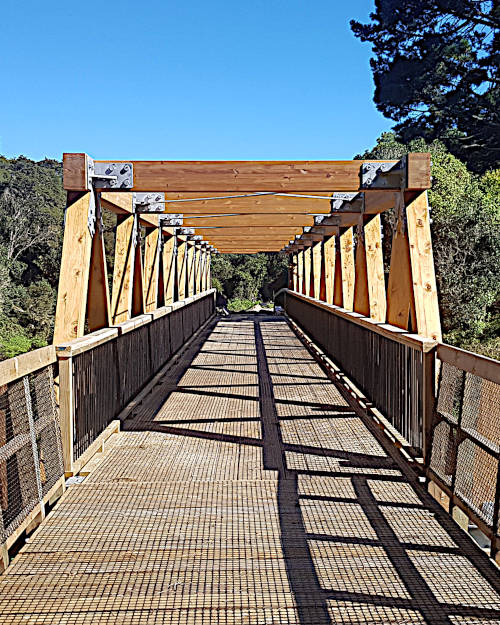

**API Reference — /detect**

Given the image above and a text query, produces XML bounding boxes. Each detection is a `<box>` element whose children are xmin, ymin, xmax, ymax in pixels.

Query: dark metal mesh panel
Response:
<box><xmin>429</xmin><ymin>360</ymin><xmax>500</xmax><ymax>554</ymax></box>
<box><xmin>285</xmin><ymin>293</ymin><xmax>424</xmax><ymax>450</ymax></box>
<box><xmin>170</xmin><ymin>309</ymin><xmax>184</xmax><ymax>354</ymax></box>
<box><xmin>182</xmin><ymin>304</ymin><xmax>194</xmax><ymax>342</ymax></box>
<box><xmin>73</xmin><ymin>339</ymin><xmax>120</xmax><ymax>460</ymax></box>
<box><xmin>117</xmin><ymin>324</ymin><xmax>152</xmax><ymax>407</ymax></box>
<box><xmin>0</xmin><ymin>364</ymin><xmax>63</xmax><ymax>544</ymax></box>
<box><xmin>149</xmin><ymin>314</ymin><xmax>171</xmax><ymax>374</ymax></box>
<box><xmin>72</xmin><ymin>293</ymin><xmax>214</xmax><ymax>462</ymax></box>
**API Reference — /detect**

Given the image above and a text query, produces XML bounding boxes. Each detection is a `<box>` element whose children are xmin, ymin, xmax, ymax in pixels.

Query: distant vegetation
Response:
<box><xmin>0</xmin><ymin>137</ymin><xmax>498</xmax><ymax>359</ymax></box>
<box><xmin>0</xmin><ymin>1</ymin><xmax>498</xmax><ymax>359</ymax></box>
<box><xmin>0</xmin><ymin>157</ymin><xmax>64</xmax><ymax>358</ymax></box>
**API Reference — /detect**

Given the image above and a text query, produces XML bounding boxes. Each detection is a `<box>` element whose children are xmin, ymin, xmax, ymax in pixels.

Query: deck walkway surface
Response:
<box><xmin>1</xmin><ymin>316</ymin><xmax>499</xmax><ymax>624</ymax></box>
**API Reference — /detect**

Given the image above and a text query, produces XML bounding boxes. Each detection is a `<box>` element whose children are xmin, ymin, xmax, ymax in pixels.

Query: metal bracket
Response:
<box><xmin>132</xmin><ymin>214</ymin><xmax>140</xmax><ymax>247</ymax></box>
<box><xmin>87</xmin><ymin>158</ymin><xmax>134</xmax><ymax>190</ymax></box>
<box><xmin>361</xmin><ymin>158</ymin><xmax>406</xmax><ymax>189</ymax></box>
<box><xmin>87</xmin><ymin>191</ymin><xmax>97</xmax><ymax>237</ymax></box>
<box><xmin>159</xmin><ymin>214</ymin><xmax>183</xmax><ymax>227</ymax></box>
<box><xmin>192</xmin><ymin>235</ymin><xmax>203</xmax><ymax>242</ymax></box>
<box><xmin>331</xmin><ymin>193</ymin><xmax>364</xmax><ymax>213</ymax></box>
<box><xmin>133</xmin><ymin>192</ymin><xmax>165</xmax><ymax>213</ymax></box>
<box><xmin>331</xmin><ymin>192</ymin><xmax>359</xmax><ymax>202</ymax></box>
<box><xmin>180</xmin><ymin>227</ymin><xmax>195</xmax><ymax>236</ymax></box>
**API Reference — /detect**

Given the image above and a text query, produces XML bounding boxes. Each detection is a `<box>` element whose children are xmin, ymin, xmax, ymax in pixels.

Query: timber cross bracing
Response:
<box><xmin>55</xmin><ymin>152</ymin><xmax>439</xmax><ymax>343</ymax></box>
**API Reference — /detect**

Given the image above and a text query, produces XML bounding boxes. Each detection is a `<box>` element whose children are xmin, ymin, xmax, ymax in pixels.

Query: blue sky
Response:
<box><xmin>1</xmin><ymin>0</ymin><xmax>391</xmax><ymax>161</ymax></box>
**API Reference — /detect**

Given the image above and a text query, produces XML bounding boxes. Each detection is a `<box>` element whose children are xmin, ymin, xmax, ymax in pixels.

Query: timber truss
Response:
<box><xmin>55</xmin><ymin>152</ymin><xmax>439</xmax><ymax>343</ymax></box>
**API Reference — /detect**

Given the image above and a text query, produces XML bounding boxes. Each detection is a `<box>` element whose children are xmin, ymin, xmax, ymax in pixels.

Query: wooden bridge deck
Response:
<box><xmin>1</xmin><ymin>316</ymin><xmax>499</xmax><ymax>624</ymax></box>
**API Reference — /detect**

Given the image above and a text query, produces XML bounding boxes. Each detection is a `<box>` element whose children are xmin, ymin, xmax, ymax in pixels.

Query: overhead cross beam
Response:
<box><xmin>64</xmin><ymin>154</ymin><xmax>430</xmax><ymax>193</ymax></box>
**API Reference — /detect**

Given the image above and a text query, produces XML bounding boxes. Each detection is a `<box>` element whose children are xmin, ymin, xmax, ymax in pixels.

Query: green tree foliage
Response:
<box><xmin>211</xmin><ymin>253</ymin><xmax>288</xmax><ymax>306</ymax></box>
<box><xmin>0</xmin><ymin>156</ymin><xmax>65</xmax><ymax>357</ymax></box>
<box><xmin>357</xmin><ymin>132</ymin><xmax>500</xmax><ymax>348</ymax></box>
<box><xmin>351</xmin><ymin>1</ymin><xmax>500</xmax><ymax>173</ymax></box>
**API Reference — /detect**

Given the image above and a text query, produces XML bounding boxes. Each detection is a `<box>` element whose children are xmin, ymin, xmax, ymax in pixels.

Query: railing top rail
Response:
<box><xmin>0</xmin><ymin>344</ymin><xmax>56</xmax><ymax>386</ymax></box>
<box><xmin>437</xmin><ymin>342</ymin><xmax>500</xmax><ymax>385</ymax></box>
<box><xmin>55</xmin><ymin>289</ymin><xmax>216</xmax><ymax>358</ymax></box>
<box><xmin>284</xmin><ymin>289</ymin><xmax>437</xmax><ymax>352</ymax></box>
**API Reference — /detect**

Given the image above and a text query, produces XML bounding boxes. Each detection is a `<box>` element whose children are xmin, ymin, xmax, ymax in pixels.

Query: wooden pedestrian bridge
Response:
<box><xmin>0</xmin><ymin>154</ymin><xmax>498</xmax><ymax>624</ymax></box>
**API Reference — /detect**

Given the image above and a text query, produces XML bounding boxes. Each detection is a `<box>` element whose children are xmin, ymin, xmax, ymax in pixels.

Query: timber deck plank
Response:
<box><xmin>0</xmin><ymin>316</ymin><xmax>499</xmax><ymax>624</ymax></box>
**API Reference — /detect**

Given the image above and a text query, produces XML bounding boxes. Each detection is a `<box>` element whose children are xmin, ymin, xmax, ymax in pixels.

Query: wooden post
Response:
<box><xmin>354</xmin><ymin>220</ymin><xmax>370</xmax><ymax>317</ymax></box>
<box><xmin>163</xmin><ymin>233</ymin><xmax>176</xmax><ymax>305</ymax></box>
<box><xmin>297</xmin><ymin>248</ymin><xmax>304</xmax><ymax>294</ymax></box>
<box><xmin>333</xmin><ymin>235</ymin><xmax>343</xmax><ymax>307</ymax></box>
<box><xmin>58</xmin><ymin>356</ymin><xmax>74</xmax><ymax>475</ymax></box>
<box><xmin>131</xmin><ymin>219</ymin><xmax>145</xmax><ymax>317</ymax></box>
<box><xmin>177</xmin><ymin>237</ymin><xmax>187</xmax><ymax>300</ymax></box>
<box><xmin>207</xmin><ymin>251</ymin><xmax>212</xmax><ymax>289</ymax></box>
<box><xmin>323</xmin><ymin>235</ymin><xmax>335</xmax><ymax>305</ymax></box>
<box><xmin>143</xmin><ymin>226</ymin><xmax>160</xmax><ymax>312</ymax></box>
<box><xmin>339</xmin><ymin>227</ymin><xmax>355</xmax><ymax>311</ymax></box>
<box><xmin>86</xmin><ymin>210</ymin><xmax>111</xmax><ymax>332</ymax></box>
<box><xmin>53</xmin><ymin>192</ymin><xmax>94</xmax><ymax>343</ymax></box>
<box><xmin>111</xmin><ymin>214</ymin><xmax>135</xmax><ymax>325</ymax></box>
<box><xmin>304</xmin><ymin>243</ymin><xmax>312</xmax><ymax>297</ymax></box>
<box><xmin>195</xmin><ymin>242</ymin><xmax>202</xmax><ymax>294</ymax></box>
<box><xmin>200</xmin><ymin>245</ymin><xmax>207</xmax><ymax>292</ymax></box>
<box><xmin>292</xmin><ymin>252</ymin><xmax>298</xmax><ymax>292</ymax></box>
<box><xmin>387</xmin><ymin>209</ymin><xmax>417</xmax><ymax>330</ymax></box>
<box><xmin>406</xmin><ymin>192</ymin><xmax>442</xmax><ymax>341</ymax></box>
<box><xmin>312</xmin><ymin>241</ymin><xmax>322</xmax><ymax>300</ymax></box>
<box><xmin>364</xmin><ymin>214</ymin><xmax>386</xmax><ymax>322</ymax></box>
<box><xmin>187</xmin><ymin>239</ymin><xmax>195</xmax><ymax>297</ymax></box>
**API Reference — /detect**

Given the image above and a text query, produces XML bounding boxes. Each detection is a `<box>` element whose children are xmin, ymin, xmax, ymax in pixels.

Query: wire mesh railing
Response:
<box><xmin>428</xmin><ymin>344</ymin><xmax>500</xmax><ymax>559</ymax></box>
<box><xmin>0</xmin><ymin>350</ymin><xmax>64</xmax><ymax>548</ymax></box>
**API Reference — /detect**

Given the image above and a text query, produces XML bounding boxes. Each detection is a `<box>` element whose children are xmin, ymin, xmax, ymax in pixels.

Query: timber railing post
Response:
<box><xmin>177</xmin><ymin>235</ymin><xmax>187</xmax><ymax>300</ymax></box>
<box><xmin>53</xmin><ymin>191</ymin><xmax>94</xmax><ymax>343</ymax></box>
<box><xmin>187</xmin><ymin>238</ymin><xmax>195</xmax><ymax>297</ymax></box>
<box><xmin>143</xmin><ymin>224</ymin><xmax>160</xmax><ymax>313</ymax></box>
<box><xmin>312</xmin><ymin>240</ymin><xmax>322</xmax><ymax>300</ymax></box>
<box><xmin>324</xmin><ymin>235</ymin><xmax>335</xmax><ymax>305</ymax></box>
<box><xmin>406</xmin><ymin>191</ymin><xmax>441</xmax><ymax>341</ymax></box>
<box><xmin>339</xmin><ymin>227</ymin><xmax>354</xmax><ymax>311</ymax></box>
<box><xmin>303</xmin><ymin>243</ymin><xmax>312</xmax><ymax>296</ymax></box>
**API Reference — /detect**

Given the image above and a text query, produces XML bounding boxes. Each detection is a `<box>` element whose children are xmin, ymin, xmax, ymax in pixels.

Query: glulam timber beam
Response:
<box><xmin>164</xmin><ymin>192</ymin><xmax>334</xmax><ymax>214</ymax></box>
<box><xmin>182</xmin><ymin>214</ymin><xmax>314</xmax><ymax>228</ymax></box>
<box><xmin>64</xmin><ymin>154</ymin><xmax>430</xmax><ymax>192</ymax></box>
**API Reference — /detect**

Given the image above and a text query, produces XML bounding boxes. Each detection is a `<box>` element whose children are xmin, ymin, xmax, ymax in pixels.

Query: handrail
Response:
<box><xmin>0</xmin><ymin>345</ymin><xmax>57</xmax><ymax>386</ymax></box>
<box><xmin>282</xmin><ymin>289</ymin><xmax>437</xmax><ymax>352</ymax></box>
<box><xmin>55</xmin><ymin>289</ymin><xmax>216</xmax><ymax>357</ymax></box>
<box><xmin>437</xmin><ymin>342</ymin><xmax>500</xmax><ymax>385</ymax></box>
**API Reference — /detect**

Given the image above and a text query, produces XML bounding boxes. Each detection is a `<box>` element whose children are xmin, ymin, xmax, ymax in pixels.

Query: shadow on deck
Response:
<box><xmin>1</xmin><ymin>315</ymin><xmax>499</xmax><ymax>624</ymax></box>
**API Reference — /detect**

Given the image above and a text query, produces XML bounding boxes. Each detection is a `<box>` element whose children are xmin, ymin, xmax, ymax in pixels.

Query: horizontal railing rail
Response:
<box><xmin>0</xmin><ymin>345</ymin><xmax>65</xmax><ymax>568</ymax></box>
<box><xmin>283</xmin><ymin>290</ymin><xmax>436</xmax><ymax>453</ymax></box>
<box><xmin>56</xmin><ymin>289</ymin><xmax>216</xmax><ymax>473</ymax></box>
<box><xmin>428</xmin><ymin>343</ymin><xmax>499</xmax><ymax>559</ymax></box>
